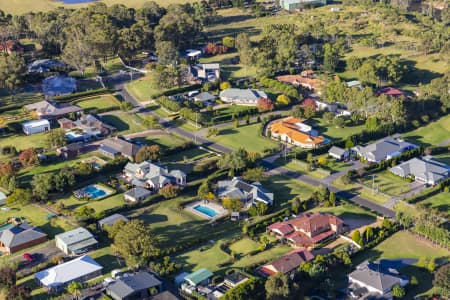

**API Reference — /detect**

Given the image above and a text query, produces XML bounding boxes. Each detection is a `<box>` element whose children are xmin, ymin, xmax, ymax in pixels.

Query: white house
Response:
<box><xmin>22</xmin><ymin>119</ymin><xmax>50</xmax><ymax>135</ymax></box>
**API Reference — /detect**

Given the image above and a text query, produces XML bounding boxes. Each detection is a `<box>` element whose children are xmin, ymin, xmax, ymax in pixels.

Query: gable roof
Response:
<box><xmin>98</xmin><ymin>214</ymin><xmax>129</xmax><ymax>228</ymax></box>
<box><xmin>260</xmin><ymin>249</ymin><xmax>314</xmax><ymax>276</ymax></box>
<box><xmin>390</xmin><ymin>156</ymin><xmax>449</xmax><ymax>183</ymax></box>
<box><xmin>124</xmin><ymin>187</ymin><xmax>152</xmax><ymax>199</ymax></box>
<box><xmin>24</xmin><ymin>100</ymin><xmax>81</xmax><ymax>118</ymax></box>
<box><xmin>184</xmin><ymin>268</ymin><xmax>213</xmax><ymax>286</ymax></box>
<box><xmin>55</xmin><ymin>227</ymin><xmax>98</xmax><ymax>253</ymax></box>
<box><xmin>270</xmin><ymin>117</ymin><xmax>324</xmax><ymax>147</ymax></box>
<box><xmin>276</xmin><ymin>75</ymin><xmax>325</xmax><ymax>90</ymax></box>
<box><xmin>194</xmin><ymin>92</ymin><xmax>216</xmax><ymax>102</ymax></box>
<box><xmin>329</xmin><ymin>146</ymin><xmax>347</xmax><ymax>157</ymax></box>
<box><xmin>102</xmin><ymin>138</ymin><xmax>141</xmax><ymax>158</ymax></box>
<box><xmin>219</xmin><ymin>88</ymin><xmax>267</xmax><ymax>102</ymax></box>
<box><xmin>377</xmin><ymin>87</ymin><xmax>405</xmax><ymax>97</ymax></box>
<box><xmin>107</xmin><ymin>271</ymin><xmax>161</xmax><ymax>298</ymax></box>
<box><xmin>349</xmin><ymin>261</ymin><xmax>405</xmax><ymax>293</ymax></box>
<box><xmin>355</xmin><ymin>137</ymin><xmax>416</xmax><ymax>162</ymax></box>
<box><xmin>35</xmin><ymin>255</ymin><xmax>102</xmax><ymax>287</ymax></box>
<box><xmin>0</xmin><ymin>223</ymin><xmax>47</xmax><ymax>248</ymax></box>
<box><xmin>22</xmin><ymin>119</ymin><xmax>50</xmax><ymax>128</ymax></box>
<box><xmin>217</xmin><ymin>177</ymin><xmax>274</xmax><ymax>205</ymax></box>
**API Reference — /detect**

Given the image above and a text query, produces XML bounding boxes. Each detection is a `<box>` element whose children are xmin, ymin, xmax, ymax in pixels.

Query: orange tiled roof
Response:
<box><xmin>270</xmin><ymin>117</ymin><xmax>324</xmax><ymax>146</ymax></box>
<box><xmin>276</xmin><ymin>75</ymin><xmax>324</xmax><ymax>90</ymax></box>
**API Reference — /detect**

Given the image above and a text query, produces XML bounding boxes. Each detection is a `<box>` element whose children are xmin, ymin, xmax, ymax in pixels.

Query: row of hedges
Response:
<box><xmin>156</xmin><ymin>96</ymin><xmax>181</xmax><ymax>112</ymax></box>
<box><xmin>53</xmin><ymin>88</ymin><xmax>110</xmax><ymax>102</ymax></box>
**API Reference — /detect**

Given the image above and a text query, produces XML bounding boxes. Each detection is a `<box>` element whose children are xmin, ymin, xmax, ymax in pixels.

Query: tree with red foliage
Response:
<box><xmin>205</xmin><ymin>43</ymin><xmax>228</xmax><ymax>55</ymax></box>
<box><xmin>302</xmin><ymin>98</ymin><xmax>317</xmax><ymax>119</ymax></box>
<box><xmin>158</xmin><ymin>184</ymin><xmax>180</xmax><ymax>199</ymax></box>
<box><xmin>257</xmin><ymin>98</ymin><xmax>274</xmax><ymax>113</ymax></box>
<box><xmin>0</xmin><ymin>162</ymin><xmax>14</xmax><ymax>177</ymax></box>
<box><xmin>18</xmin><ymin>148</ymin><xmax>39</xmax><ymax>167</ymax></box>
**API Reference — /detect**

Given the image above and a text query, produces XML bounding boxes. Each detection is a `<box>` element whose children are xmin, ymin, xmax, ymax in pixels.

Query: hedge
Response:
<box><xmin>52</xmin><ymin>88</ymin><xmax>110</xmax><ymax>102</ymax></box>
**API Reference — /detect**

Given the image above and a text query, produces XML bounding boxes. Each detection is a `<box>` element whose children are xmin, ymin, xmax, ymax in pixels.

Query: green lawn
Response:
<box><xmin>306</xmin><ymin>117</ymin><xmax>366</xmax><ymax>141</ymax></box>
<box><xmin>0</xmin><ymin>92</ymin><xmax>44</xmax><ymax>111</ymax></box>
<box><xmin>232</xmin><ymin>243</ymin><xmax>292</xmax><ymax>268</ymax></box>
<box><xmin>229</xmin><ymin>237</ymin><xmax>260</xmax><ymax>256</ymax></box>
<box><xmin>275</xmin><ymin>158</ymin><xmax>332</xmax><ymax>179</ymax></box>
<box><xmin>333</xmin><ymin>175</ymin><xmax>391</xmax><ymax>204</ymax></box>
<box><xmin>403</xmin><ymin>114</ymin><xmax>450</xmax><ymax>146</ymax></box>
<box><xmin>163</xmin><ymin>147</ymin><xmax>211</xmax><ymax>163</ymax></box>
<box><xmin>199</xmin><ymin>52</ymin><xmax>258</xmax><ymax>79</ymax></box>
<box><xmin>210</xmin><ymin>123</ymin><xmax>278</xmax><ymax>153</ymax></box>
<box><xmin>100</xmin><ymin>111</ymin><xmax>147</xmax><ymax>134</ymax></box>
<box><xmin>311</xmin><ymin>203</ymin><xmax>376</xmax><ymax>221</ymax></box>
<box><xmin>359</xmin><ymin>171</ymin><xmax>412</xmax><ymax>196</ymax></box>
<box><xmin>58</xmin><ymin>191</ymin><xmax>124</xmax><ymax>214</ymax></box>
<box><xmin>0</xmin><ymin>132</ymin><xmax>48</xmax><ymax>152</ymax></box>
<box><xmin>125</xmin><ymin>75</ymin><xmax>161</xmax><ymax>103</ymax></box>
<box><xmin>261</xmin><ymin>174</ymin><xmax>316</xmax><ymax>210</ymax></box>
<box><xmin>131</xmin><ymin>133</ymin><xmax>187</xmax><ymax>151</ymax></box>
<box><xmin>421</xmin><ymin>192</ymin><xmax>449</xmax><ymax>218</ymax></box>
<box><xmin>75</xmin><ymin>94</ymin><xmax>121</xmax><ymax>112</ymax></box>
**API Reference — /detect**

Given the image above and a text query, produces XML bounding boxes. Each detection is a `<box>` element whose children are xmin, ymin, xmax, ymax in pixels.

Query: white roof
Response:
<box><xmin>22</xmin><ymin>119</ymin><xmax>50</xmax><ymax>128</ymax></box>
<box><xmin>35</xmin><ymin>255</ymin><xmax>102</xmax><ymax>287</ymax></box>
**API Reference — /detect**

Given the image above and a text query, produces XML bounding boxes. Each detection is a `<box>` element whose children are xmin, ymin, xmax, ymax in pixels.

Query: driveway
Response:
<box><xmin>15</xmin><ymin>241</ymin><xmax>64</xmax><ymax>276</ymax></box>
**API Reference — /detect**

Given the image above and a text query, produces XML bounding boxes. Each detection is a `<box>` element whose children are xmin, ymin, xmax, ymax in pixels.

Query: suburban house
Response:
<box><xmin>27</xmin><ymin>59</ymin><xmax>66</xmax><ymax>73</ymax></box>
<box><xmin>56</xmin><ymin>143</ymin><xmax>81</xmax><ymax>159</ymax></box>
<box><xmin>22</xmin><ymin>119</ymin><xmax>50</xmax><ymax>135</ymax></box>
<box><xmin>58</xmin><ymin>114</ymin><xmax>116</xmax><ymax>141</ymax></box>
<box><xmin>347</xmin><ymin>80</ymin><xmax>362</xmax><ymax>89</ymax></box>
<box><xmin>276</xmin><ymin>75</ymin><xmax>325</xmax><ymax>92</ymax></box>
<box><xmin>267</xmin><ymin>212</ymin><xmax>344</xmax><ymax>248</ymax></box>
<box><xmin>181</xmin><ymin>268</ymin><xmax>214</xmax><ymax>294</ymax></box>
<box><xmin>347</xmin><ymin>261</ymin><xmax>409</xmax><ymax>299</ymax></box>
<box><xmin>0</xmin><ymin>192</ymin><xmax>6</xmax><ymax>205</ymax></box>
<box><xmin>35</xmin><ymin>255</ymin><xmax>103</xmax><ymax>292</ymax></box>
<box><xmin>24</xmin><ymin>100</ymin><xmax>82</xmax><ymax>120</ymax></box>
<box><xmin>99</xmin><ymin>137</ymin><xmax>142</xmax><ymax>161</ymax></box>
<box><xmin>217</xmin><ymin>177</ymin><xmax>274</xmax><ymax>207</ymax></box>
<box><xmin>259</xmin><ymin>249</ymin><xmax>314</xmax><ymax>277</ymax></box>
<box><xmin>376</xmin><ymin>87</ymin><xmax>406</xmax><ymax>98</ymax></box>
<box><xmin>123</xmin><ymin>160</ymin><xmax>186</xmax><ymax>191</ymax></box>
<box><xmin>353</xmin><ymin>136</ymin><xmax>417</xmax><ymax>163</ymax></box>
<box><xmin>314</xmin><ymin>99</ymin><xmax>338</xmax><ymax>112</ymax></box>
<box><xmin>389</xmin><ymin>156</ymin><xmax>450</xmax><ymax>185</ymax></box>
<box><xmin>124</xmin><ymin>187</ymin><xmax>152</xmax><ymax>202</ymax></box>
<box><xmin>270</xmin><ymin>117</ymin><xmax>325</xmax><ymax>149</ymax></box>
<box><xmin>0</xmin><ymin>40</ymin><xmax>23</xmax><ymax>54</ymax></box>
<box><xmin>190</xmin><ymin>63</ymin><xmax>220</xmax><ymax>82</ymax></box>
<box><xmin>98</xmin><ymin>214</ymin><xmax>129</xmax><ymax>229</ymax></box>
<box><xmin>0</xmin><ymin>223</ymin><xmax>47</xmax><ymax>254</ymax></box>
<box><xmin>211</xmin><ymin>272</ymin><xmax>249</xmax><ymax>299</ymax></box>
<box><xmin>106</xmin><ymin>271</ymin><xmax>162</xmax><ymax>300</ymax></box>
<box><xmin>219</xmin><ymin>88</ymin><xmax>268</xmax><ymax>105</ymax></box>
<box><xmin>280</xmin><ymin>0</ymin><xmax>326</xmax><ymax>11</ymax></box>
<box><xmin>328</xmin><ymin>146</ymin><xmax>349</xmax><ymax>161</ymax></box>
<box><xmin>193</xmin><ymin>92</ymin><xmax>216</xmax><ymax>103</ymax></box>
<box><xmin>42</xmin><ymin>75</ymin><xmax>77</xmax><ymax>97</ymax></box>
<box><xmin>55</xmin><ymin>227</ymin><xmax>98</xmax><ymax>255</ymax></box>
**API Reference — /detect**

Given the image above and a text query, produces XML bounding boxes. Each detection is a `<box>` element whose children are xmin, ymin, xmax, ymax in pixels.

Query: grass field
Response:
<box><xmin>403</xmin><ymin>114</ymin><xmax>450</xmax><ymax>146</ymax></box>
<box><xmin>359</xmin><ymin>171</ymin><xmax>412</xmax><ymax>196</ymax></box>
<box><xmin>132</xmin><ymin>133</ymin><xmax>187</xmax><ymax>151</ymax></box>
<box><xmin>229</xmin><ymin>237</ymin><xmax>260</xmax><ymax>256</ymax></box>
<box><xmin>0</xmin><ymin>132</ymin><xmax>48</xmax><ymax>152</ymax></box>
<box><xmin>125</xmin><ymin>74</ymin><xmax>161</xmax><ymax>103</ymax></box>
<box><xmin>311</xmin><ymin>203</ymin><xmax>376</xmax><ymax>221</ymax></box>
<box><xmin>75</xmin><ymin>94</ymin><xmax>121</xmax><ymax>112</ymax></box>
<box><xmin>333</xmin><ymin>175</ymin><xmax>391</xmax><ymax>204</ymax></box>
<box><xmin>210</xmin><ymin>123</ymin><xmax>278</xmax><ymax>153</ymax></box>
<box><xmin>100</xmin><ymin>111</ymin><xmax>147</xmax><ymax>134</ymax></box>
<box><xmin>307</xmin><ymin>117</ymin><xmax>366</xmax><ymax>141</ymax></box>
<box><xmin>58</xmin><ymin>192</ymin><xmax>124</xmax><ymax>214</ymax></box>
<box><xmin>0</xmin><ymin>0</ymin><xmax>198</xmax><ymax>14</ymax></box>
<box><xmin>421</xmin><ymin>192</ymin><xmax>449</xmax><ymax>217</ymax></box>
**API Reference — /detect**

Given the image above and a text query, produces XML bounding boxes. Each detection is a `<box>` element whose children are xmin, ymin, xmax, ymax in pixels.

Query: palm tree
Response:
<box><xmin>67</xmin><ymin>282</ymin><xmax>83</xmax><ymax>300</ymax></box>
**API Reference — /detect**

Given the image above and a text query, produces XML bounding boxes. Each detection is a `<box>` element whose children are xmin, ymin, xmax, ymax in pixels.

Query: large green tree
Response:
<box><xmin>264</xmin><ymin>273</ymin><xmax>291</xmax><ymax>300</ymax></box>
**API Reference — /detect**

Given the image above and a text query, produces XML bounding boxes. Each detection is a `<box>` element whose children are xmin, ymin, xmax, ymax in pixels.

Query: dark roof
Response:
<box><xmin>0</xmin><ymin>223</ymin><xmax>47</xmax><ymax>248</ymax></box>
<box><xmin>102</xmin><ymin>138</ymin><xmax>141</xmax><ymax>158</ymax></box>
<box><xmin>224</xmin><ymin>272</ymin><xmax>248</xmax><ymax>286</ymax></box>
<box><xmin>260</xmin><ymin>249</ymin><xmax>314</xmax><ymax>276</ymax></box>
<box><xmin>349</xmin><ymin>261</ymin><xmax>406</xmax><ymax>292</ymax></box>
<box><xmin>98</xmin><ymin>214</ymin><xmax>128</xmax><ymax>228</ymax></box>
<box><xmin>235</xmin><ymin>180</ymin><xmax>254</xmax><ymax>193</ymax></box>
<box><xmin>151</xmin><ymin>291</ymin><xmax>180</xmax><ymax>300</ymax></box>
<box><xmin>107</xmin><ymin>272</ymin><xmax>162</xmax><ymax>299</ymax></box>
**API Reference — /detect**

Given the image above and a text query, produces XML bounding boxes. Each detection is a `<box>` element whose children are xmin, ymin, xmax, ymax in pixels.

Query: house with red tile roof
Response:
<box><xmin>270</xmin><ymin>117</ymin><xmax>325</xmax><ymax>149</ymax></box>
<box><xmin>267</xmin><ymin>212</ymin><xmax>344</xmax><ymax>248</ymax></box>
<box><xmin>276</xmin><ymin>74</ymin><xmax>325</xmax><ymax>92</ymax></box>
<box><xmin>376</xmin><ymin>87</ymin><xmax>406</xmax><ymax>98</ymax></box>
<box><xmin>259</xmin><ymin>249</ymin><xmax>314</xmax><ymax>277</ymax></box>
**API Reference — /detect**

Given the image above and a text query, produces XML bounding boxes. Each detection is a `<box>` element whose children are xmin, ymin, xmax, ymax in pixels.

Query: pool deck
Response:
<box><xmin>74</xmin><ymin>184</ymin><xmax>114</xmax><ymax>200</ymax></box>
<box><xmin>185</xmin><ymin>201</ymin><xmax>228</xmax><ymax>220</ymax></box>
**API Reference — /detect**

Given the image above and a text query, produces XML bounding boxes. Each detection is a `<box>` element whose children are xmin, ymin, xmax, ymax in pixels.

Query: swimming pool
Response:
<box><xmin>193</xmin><ymin>205</ymin><xmax>218</xmax><ymax>218</ymax></box>
<box><xmin>81</xmin><ymin>185</ymin><xmax>110</xmax><ymax>199</ymax></box>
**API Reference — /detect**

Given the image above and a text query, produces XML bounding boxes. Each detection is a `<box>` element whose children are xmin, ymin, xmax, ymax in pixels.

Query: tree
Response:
<box><xmin>18</xmin><ymin>148</ymin><xmax>39</xmax><ymax>167</ymax></box>
<box><xmin>158</xmin><ymin>184</ymin><xmax>180</xmax><ymax>199</ymax></box>
<box><xmin>352</xmin><ymin>230</ymin><xmax>363</xmax><ymax>246</ymax></box>
<box><xmin>67</xmin><ymin>282</ymin><xmax>83</xmax><ymax>300</ymax></box>
<box><xmin>276</xmin><ymin>94</ymin><xmax>290</xmax><ymax>106</ymax></box>
<box><xmin>6</xmin><ymin>284</ymin><xmax>30</xmax><ymax>300</ymax></box>
<box><xmin>222</xmin><ymin>36</ymin><xmax>235</xmax><ymax>48</ymax></box>
<box><xmin>6</xmin><ymin>188</ymin><xmax>31</xmax><ymax>206</ymax></box>
<box><xmin>220</xmin><ymin>81</ymin><xmax>231</xmax><ymax>90</ymax></box>
<box><xmin>217</xmin><ymin>148</ymin><xmax>249</xmax><ymax>172</ymax></box>
<box><xmin>255</xmin><ymin>202</ymin><xmax>268</xmax><ymax>216</ymax></box>
<box><xmin>143</xmin><ymin>115</ymin><xmax>159</xmax><ymax>128</ymax></box>
<box><xmin>333</xmin><ymin>116</ymin><xmax>345</xmax><ymax>128</ymax></box>
<box><xmin>111</xmin><ymin>220</ymin><xmax>160</xmax><ymax>267</ymax></box>
<box><xmin>155</xmin><ymin>40</ymin><xmax>178</xmax><ymax>65</ymax></box>
<box><xmin>197</xmin><ymin>180</ymin><xmax>210</xmax><ymax>200</ymax></box>
<box><xmin>391</xmin><ymin>284</ymin><xmax>405</xmax><ymax>298</ymax></box>
<box><xmin>0</xmin><ymin>52</ymin><xmax>26</xmax><ymax>97</ymax></box>
<box><xmin>222</xmin><ymin>196</ymin><xmax>242</xmax><ymax>212</ymax></box>
<box><xmin>235</xmin><ymin>32</ymin><xmax>252</xmax><ymax>67</ymax></box>
<box><xmin>433</xmin><ymin>264</ymin><xmax>450</xmax><ymax>297</ymax></box>
<box><xmin>323</xmin><ymin>43</ymin><xmax>339</xmax><ymax>73</ymax></box>
<box><xmin>31</xmin><ymin>174</ymin><xmax>53</xmax><ymax>201</ymax></box>
<box><xmin>364</xmin><ymin>226</ymin><xmax>374</xmax><ymax>242</ymax></box>
<box><xmin>345</xmin><ymin>138</ymin><xmax>354</xmax><ymax>149</ymax></box>
<box><xmin>302</xmin><ymin>98</ymin><xmax>316</xmax><ymax>119</ymax></box>
<box><xmin>135</xmin><ymin>145</ymin><xmax>161</xmax><ymax>162</ymax></box>
<box><xmin>323</xmin><ymin>112</ymin><xmax>334</xmax><ymax>124</ymax></box>
<box><xmin>76</xmin><ymin>206</ymin><xmax>95</xmax><ymax>220</ymax></box>
<box><xmin>242</xmin><ymin>167</ymin><xmax>265</xmax><ymax>182</ymax></box>
<box><xmin>46</xmin><ymin>129</ymin><xmax>67</xmax><ymax>148</ymax></box>
<box><xmin>265</xmin><ymin>273</ymin><xmax>290</xmax><ymax>300</ymax></box>
<box><xmin>328</xmin><ymin>192</ymin><xmax>336</xmax><ymax>206</ymax></box>
<box><xmin>256</xmin><ymin>98</ymin><xmax>274</xmax><ymax>113</ymax></box>
<box><xmin>0</xmin><ymin>266</ymin><xmax>16</xmax><ymax>289</ymax></box>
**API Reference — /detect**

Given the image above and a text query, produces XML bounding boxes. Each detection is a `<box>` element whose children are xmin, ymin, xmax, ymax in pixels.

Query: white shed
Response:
<box><xmin>22</xmin><ymin>119</ymin><xmax>50</xmax><ymax>135</ymax></box>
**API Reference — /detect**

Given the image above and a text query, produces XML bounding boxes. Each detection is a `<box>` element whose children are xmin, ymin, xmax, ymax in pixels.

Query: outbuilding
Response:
<box><xmin>328</xmin><ymin>146</ymin><xmax>349</xmax><ymax>161</ymax></box>
<box><xmin>22</xmin><ymin>119</ymin><xmax>50</xmax><ymax>135</ymax></box>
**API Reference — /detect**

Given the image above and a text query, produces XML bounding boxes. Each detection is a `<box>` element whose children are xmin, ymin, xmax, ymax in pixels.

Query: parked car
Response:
<box><xmin>23</xmin><ymin>253</ymin><xmax>34</xmax><ymax>262</ymax></box>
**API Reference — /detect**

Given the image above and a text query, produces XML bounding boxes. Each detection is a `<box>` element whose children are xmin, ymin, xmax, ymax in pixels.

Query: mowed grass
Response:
<box><xmin>132</xmin><ymin>133</ymin><xmax>187</xmax><ymax>151</ymax></box>
<box><xmin>58</xmin><ymin>192</ymin><xmax>125</xmax><ymax>214</ymax></box>
<box><xmin>76</xmin><ymin>94</ymin><xmax>121</xmax><ymax>112</ymax></box>
<box><xmin>0</xmin><ymin>0</ymin><xmax>198</xmax><ymax>14</ymax></box>
<box><xmin>421</xmin><ymin>192</ymin><xmax>449</xmax><ymax>218</ymax></box>
<box><xmin>210</xmin><ymin>123</ymin><xmax>278</xmax><ymax>153</ymax></box>
<box><xmin>100</xmin><ymin>111</ymin><xmax>147</xmax><ymax>134</ymax></box>
<box><xmin>125</xmin><ymin>75</ymin><xmax>161</xmax><ymax>103</ymax></box>
<box><xmin>0</xmin><ymin>132</ymin><xmax>48</xmax><ymax>152</ymax></box>
<box><xmin>311</xmin><ymin>203</ymin><xmax>376</xmax><ymax>221</ymax></box>
<box><xmin>307</xmin><ymin>117</ymin><xmax>366</xmax><ymax>140</ymax></box>
<box><xmin>403</xmin><ymin>114</ymin><xmax>450</xmax><ymax>146</ymax></box>
<box><xmin>229</xmin><ymin>237</ymin><xmax>260</xmax><ymax>256</ymax></box>
<box><xmin>359</xmin><ymin>171</ymin><xmax>412</xmax><ymax>196</ymax></box>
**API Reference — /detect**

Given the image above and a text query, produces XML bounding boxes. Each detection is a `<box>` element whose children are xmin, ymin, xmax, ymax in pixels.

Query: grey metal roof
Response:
<box><xmin>98</xmin><ymin>214</ymin><xmax>129</xmax><ymax>228</ymax></box>
<box><xmin>356</xmin><ymin>137</ymin><xmax>416</xmax><ymax>162</ymax></box>
<box><xmin>219</xmin><ymin>88</ymin><xmax>267</xmax><ymax>102</ymax></box>
<box><xmin>390</xmin><ymin>157</ymin><xmax>449</xmax><ymax>183</ymax></box>
<box><xmin>124</xmin><ymin>187</ymin><xmax>151</xmax><ymax>199</ymax></box>
<box><xmin>151</xmin><ymin>291</ymin><xmax>180</xmax><ymax>300</ymax></box>
<box><xmin>329</xmin><ymin>146</ymin><xmax>347</xmax><ymax>156</ymax></box>
<box><xmin>349</xmin><ymin>261</ymin><xmax>404</xmax><ymax>293</ymax></box>
<box><xmin>56</xmin><ymin>227</ymin><xmax>96</xmax><ymax>247</ymax></box>
<box><xmin>107</xmin><ymin>272</ymin><xmax>161</xmax><ymax>299</ymax></box>
<box><xmin>0</xmin><ymin>224</ymin><xmax>47</xmax><ymax>248</ymax></box>
<box><xmin>217</xmin><ymin>178</ymin><xmax>273</xmax><ymax>205</ymax></box>
<box><xmin>194</xmin><ymin>92</ymin><xmax>216</xmax><ymax>102</ymax></box>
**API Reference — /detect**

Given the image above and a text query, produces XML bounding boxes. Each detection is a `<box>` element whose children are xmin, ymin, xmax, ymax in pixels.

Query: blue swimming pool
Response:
<box><xmin>82</xmin><ymin>185</ymin><xmax>109</xmax><ymax>199</ymax></box>
<box><xmin>193</xmin><ymin>205</ymin><xmax>218</xmax><ymax>218</ymax></box>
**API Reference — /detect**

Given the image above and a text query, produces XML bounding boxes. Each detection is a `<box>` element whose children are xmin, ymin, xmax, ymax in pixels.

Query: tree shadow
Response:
<box><xmin>138</xmin><ymin>213</ymin><xmax>169</xmax><ymax>224</ymax></box>
<box><xmin>402</xmin><ymin>135</ymin><xmax>431</xmax><ymax>147</ymax></box>
<box><xmin>101</xmin><ymin>115</ymin><xmax>130</xmax><ymax>131</ymax></box>
<box><xmin>218</xmin><ymin>128</ymin><xmax>238</xmax><ymax>135</ymax></box>
<box><xmin>94</xmin><ymin>253</ymin><xmax>125</xmax><ymax>273</ymax></box>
